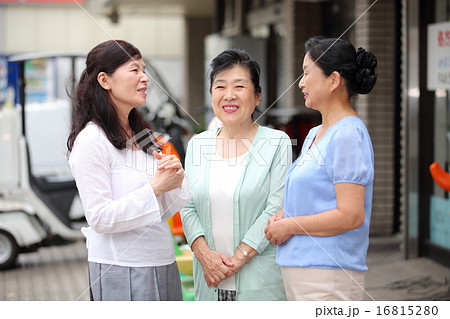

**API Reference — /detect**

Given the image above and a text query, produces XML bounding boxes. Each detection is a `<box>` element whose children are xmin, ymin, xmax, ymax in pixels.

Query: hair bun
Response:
<box><xmin>355</xmin><ymin>47</ymin><xmax>377</xmax><ymax>94</ymax></box>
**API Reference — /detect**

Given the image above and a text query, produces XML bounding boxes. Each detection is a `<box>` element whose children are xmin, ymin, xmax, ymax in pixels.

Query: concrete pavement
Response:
<box><xmin>0</xmin><ymin>235</ymin><xmax>449</xmax><ymax>301</ymax></box>
<box><xmin>0</xmin><ymin>240</ymin><xmax>89</xmax><ymax>301</ymax></box>
<box><xmin>365</xmin><ymin>236</ymin><xmax>450</xmax><ymax>301</ymax></box>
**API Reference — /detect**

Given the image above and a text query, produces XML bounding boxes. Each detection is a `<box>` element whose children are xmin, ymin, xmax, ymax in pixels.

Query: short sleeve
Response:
<box><xmin>325</xmin><ymin>122</ymin><xmax>374</xmax><ymax>186</ymax></box>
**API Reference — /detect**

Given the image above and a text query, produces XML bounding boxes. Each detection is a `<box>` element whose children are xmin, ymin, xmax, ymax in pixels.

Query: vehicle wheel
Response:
<box><xmin>0</xmin><ymin>230</ymin><xmax>19</xmax><ymax>270</ymax></box>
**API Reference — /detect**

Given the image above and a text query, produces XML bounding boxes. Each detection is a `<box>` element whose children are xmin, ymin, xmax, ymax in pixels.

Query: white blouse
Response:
<box><xmin>209</xmin><ymin>144</ymin><xmax>248</xmax><ymax>290</ymax></box>
<box><xmin>69</xmin><ymin>122</ymin><xmax>191</xmax><ymax>267</ymax></box>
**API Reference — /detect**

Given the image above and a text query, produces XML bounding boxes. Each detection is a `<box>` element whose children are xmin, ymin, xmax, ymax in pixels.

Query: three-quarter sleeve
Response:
<box><xmin>241</xmin><ymin>132</ymin><xmax>292</xmax><ymax>253</ymax></box>
<box><xmin>180</xmin><ymin>138</ymin><xmax>207</xmax><ymax>246</ymax></box>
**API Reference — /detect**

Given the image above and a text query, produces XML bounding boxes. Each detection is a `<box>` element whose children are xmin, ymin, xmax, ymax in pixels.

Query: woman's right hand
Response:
<box><xmin>191</xmin><ymin>237</ymin><xmax>234</xmax><ymax>287</ymax></box>
<box><xmin>150</xmin><ymin>151</ymin><xmax>184</xmax><ymax>197</ymax></box>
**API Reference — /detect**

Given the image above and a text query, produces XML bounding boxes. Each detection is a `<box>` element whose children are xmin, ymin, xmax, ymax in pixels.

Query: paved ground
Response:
<box><xmin>364</xmin><ymin>236</ymin><xmax>450</xmax><ymax>301</ymax></box>
<box><xmin>0</xmin><ymin>240</ymin><xmax>89</xmax><ymax>301</ymax></box>
<box><xmin>0</xmin><ymin>235</ymin><xmax>449</xmax><ymax>301</ymax></box>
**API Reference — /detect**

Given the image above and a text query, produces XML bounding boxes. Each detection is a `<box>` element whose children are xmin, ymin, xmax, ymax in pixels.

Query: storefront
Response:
<box><xmin>403</xmin><ymin>0</ymin><xmax>450</xmax><ymax>266</ymax></box>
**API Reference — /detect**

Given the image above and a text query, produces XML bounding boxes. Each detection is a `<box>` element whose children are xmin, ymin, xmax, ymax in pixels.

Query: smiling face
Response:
<box><xmin>211</xmin><ymin>65</ymin><xmax>261</xmax><ymax>127</ymax></box>
<box><xmin>298</xmin><ymin>53</ymin><xmax>330</xmax><ymax>110</ymax></box>
<box><xmin>98</xmin><ymin>58</ymin><xmax>149</xmax><ymax>116</ymax></box>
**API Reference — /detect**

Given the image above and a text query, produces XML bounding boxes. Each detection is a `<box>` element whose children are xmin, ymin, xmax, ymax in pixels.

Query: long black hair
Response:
<box><xmin>305</xmin><ymin>36</ymin><xmax>377</xmax><ymax>98</ymax></box>
<box><xmin>67</xmin><ymin>40</ymin><xmax>151</xmax><ymax>152</ymax></box>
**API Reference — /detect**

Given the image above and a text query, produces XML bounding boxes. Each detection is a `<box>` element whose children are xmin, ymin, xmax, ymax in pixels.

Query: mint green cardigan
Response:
<box><xmin>181</xmin><ymin>126</ymin><xmax>292</xmax><ymax>301</ymax></box>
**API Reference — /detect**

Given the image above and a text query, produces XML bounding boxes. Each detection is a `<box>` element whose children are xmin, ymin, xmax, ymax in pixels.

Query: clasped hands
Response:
<box><xmin>193</xmin><ymin>238</ymin><xmax>248</xmax><ymax>288</ymax></box>
<box><xmin>200</xmin><ymin>249</ymin><xmax>248</xmax><ymax>287</ymax></box>
<box><xmin>150</xmin><ymin>150</ymin><xmax>184</xmax><ymax>197</ymax></box>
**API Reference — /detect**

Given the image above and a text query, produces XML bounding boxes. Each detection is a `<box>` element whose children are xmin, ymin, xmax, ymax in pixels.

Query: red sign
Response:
<box><xmin>437</xmin><ymin>30</ymin><xmax>450</xmax><ymax>47</ymax></box>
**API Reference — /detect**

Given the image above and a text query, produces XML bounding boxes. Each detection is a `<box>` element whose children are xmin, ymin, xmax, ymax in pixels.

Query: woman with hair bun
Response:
<box><xmin>265</xmin><ymin>36</ymin><xmax>377</xmax><ymax>301</ymax></box>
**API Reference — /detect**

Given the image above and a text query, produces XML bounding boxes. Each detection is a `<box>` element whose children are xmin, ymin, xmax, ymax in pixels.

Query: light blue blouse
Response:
<box><xmin>276</xmin><ymin>116</ymin><xmax>374</xmax><ymax>271</ymax></box>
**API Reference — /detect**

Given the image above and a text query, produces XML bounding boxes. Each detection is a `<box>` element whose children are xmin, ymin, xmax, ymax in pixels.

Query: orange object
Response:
<box><xmin>162</xmin><ymin>141</ymin><xmax>180</xmax><ymax>159</ymax></box>
<box><xmin>170</xmin><ymin>212</ymin><xmax>184</xmax><ymax>236</ymax></box>
<box><xmin>429</xmin><ymin>161</ymin><xmax>450</xmax><ymax>192</ymax></box>
<box><xmin>161</xmin><ymin>140</ymin><xmax>184</xmax><ymax>236</ymax></box>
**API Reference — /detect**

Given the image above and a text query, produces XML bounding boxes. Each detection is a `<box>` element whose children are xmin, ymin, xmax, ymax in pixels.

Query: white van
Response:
<box><xmin>0</xmin><ymin>53</ymin><xmax>191</xmax><ymax>269</ymax></box>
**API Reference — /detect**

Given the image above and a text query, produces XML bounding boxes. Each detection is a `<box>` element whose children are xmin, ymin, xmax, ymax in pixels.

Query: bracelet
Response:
<box><xmin>237</xmin><ymin>244</ymin><xmax>250</xmax><ymax>264</ymax></box>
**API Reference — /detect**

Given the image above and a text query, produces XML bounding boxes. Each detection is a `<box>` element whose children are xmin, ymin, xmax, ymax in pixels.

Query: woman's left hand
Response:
<box><xmin>228</xmin><ymin>243</ymin><xmax>256</xmax><ymax>273</ymax></box>
<box><xmin>264</xmin><ymin>218</ymin><xmax>293</xmax><ymax>245</ymax></box>
<box><xmin>153</xmin><ymin>151</ymin><xmax>184</xmax><ymax>176</ymax></box>
<box><xmin>228</xmin><ymin>255</ymin><xmax>247</xmax><ymax>273</ymax></box>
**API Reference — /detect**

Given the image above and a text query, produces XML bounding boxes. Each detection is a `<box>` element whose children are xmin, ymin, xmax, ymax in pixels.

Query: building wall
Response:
<box><xmin>184</xmin><ymin>17</ymin><xmax>213</xmax><ymax>129</ymax></box>
<box><xmin>0</xmin><ymin>8</ymin><xmax>5</xmax><ymax>53</ymax></box>
<box><xmin>354</xmin><ymin>0</ymin><xmax>398</xmax><ymax>235</ymax></box>
<box><xmin>291</xmin><ymin>1</ymin><xmax>323</xmax><ymax>112</ymax></box>
<box><xmin>1</xmin><ymin>4</ymin><xmax>186</xmax><ymax>104</ymax></box>
<box><xmin>2</xmin><ymin>5</ymin><xmax>184</xmax><ymax>57</ymax></box>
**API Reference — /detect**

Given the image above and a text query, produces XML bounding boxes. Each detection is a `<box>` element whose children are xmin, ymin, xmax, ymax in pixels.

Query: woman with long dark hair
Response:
<box><xmin>265</xmin><ymin>36</ymin><xmax>377</xmax><ymax>301</ymax></box>
<box><xmin>68</xmin><ymin>40</ymin><xmax>190</xmax><ymax>301</ymax></box>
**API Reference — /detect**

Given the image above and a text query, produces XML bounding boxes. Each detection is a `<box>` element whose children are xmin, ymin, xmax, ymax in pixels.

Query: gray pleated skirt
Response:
<box><xmin>88</xmin><ymin>261</ymin><xmax>182</xmax><ymax>301</ymax></box>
